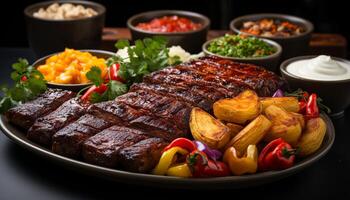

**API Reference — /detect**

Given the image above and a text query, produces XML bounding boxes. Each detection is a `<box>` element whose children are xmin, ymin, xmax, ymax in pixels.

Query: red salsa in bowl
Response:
<box><xmin>135</xmin><ymin>15</ymin><xmax>202</xmax><ymax>33</ymax></box>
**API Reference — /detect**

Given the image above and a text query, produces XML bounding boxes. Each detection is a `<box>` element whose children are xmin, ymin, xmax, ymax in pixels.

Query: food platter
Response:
<box><xmin>0</xmin><ymin>113</ymin><xmax>334</xmax><ymax>189</ymax></box>
<box><xmin>1</xmin><ymin>4</ymin><xmax>345</xmax><ymax>189</ymax></box>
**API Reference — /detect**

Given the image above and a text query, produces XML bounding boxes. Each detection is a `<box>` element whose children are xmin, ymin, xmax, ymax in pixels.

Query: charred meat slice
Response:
<box><xmin>128</xmin><ymin>114</ymin><xmax>187</xmax><ymax>141</ymax></box>
<box><xmin>118</xmin><ymin>138</ymin><xmax>168</xmax><ymax>173</ymax></box>
<box><xmin>146</xmin><ymin>56</ymin><xmax>285</xmax><ymax>97</ymax></box>
<box><xmin>52</xmin><ymin>114</ymin><xmax>116</xmax><ymax>158</ymax></box>
<box><xmin>91</xmin><ymin>101</ymin><xmax>187</xmax><ymax>140</ymax></box>
<box><xmin>143</xmin><ymin>72</ymin><xmax>246</xmax><ymax>99</ymax></box>
<box><xmin>129</xmin><ymin>83</ymin><xmax>212</xmax><ymax>112</ymax></box>
<box><xmin>27</xmin><ymin>98</ymin><xmax>88</xmax><ymax>146</ymax></box>
<box><xmin>5</xmin><ymin>89</ymin><xmax>75</xmax><ymax>129</ymax></box>
<box><xmin>116</xmin><ymin>91</ymin><xmax>191</xmax><ymax>132</ymax></box>
<box><xmin>91</xmin><ymin>101</ymin><xmax>142</xmax><ymax>122</ymax></box>
<box><xmin>82</xmin><ymin>126</ymin><xmax>148</xmax><ymax>168</ymax></box>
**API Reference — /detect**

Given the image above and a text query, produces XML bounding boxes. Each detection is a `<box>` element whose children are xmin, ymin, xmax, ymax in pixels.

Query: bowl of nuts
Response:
<box><xmin>24</xmin><ymin>1</ymin><xmax>106</xmax><ymax>57</ymax></box>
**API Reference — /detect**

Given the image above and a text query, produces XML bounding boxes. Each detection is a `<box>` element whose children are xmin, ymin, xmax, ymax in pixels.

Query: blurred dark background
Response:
<box><xmin>0</xmin><ymin>0</ymin><xmax>347</xmax><ymax>47</ymax></box>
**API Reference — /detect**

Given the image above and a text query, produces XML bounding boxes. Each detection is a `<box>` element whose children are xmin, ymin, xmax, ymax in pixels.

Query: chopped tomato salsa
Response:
<box><xmin>136</xmin><ymin>15</ymin><xmax>202</xmax><ymax>33</ymax></box>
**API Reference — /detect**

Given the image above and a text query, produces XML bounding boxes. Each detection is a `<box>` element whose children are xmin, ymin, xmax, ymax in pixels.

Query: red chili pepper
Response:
<box><xmin>163</xmin><ymin>138</ymin><xmax>197</xmax><ymax>153</ymax></box>
<box><xmin>203</xmin><ymin>160</ymin><xmax>230</xmax><ymax>177</ymax></box>
<box><xmin>186</xmin><ymin>150</ymin><xmax>230</xmax><ymax>177</ymax></box>
<box><xmin>80</xmin><ymin>84</ymin><xmax>108</xmax><ymax>101</ymax></box>
<box><xmin>106</xmin><ymin>63</ymin><xmax>124</xmax><ymax>82</ymax></box>
<box><xmin>298</xmin><ymin>91</ymin><xmax>309</xmax><ymax>114</ymax></box>
<box><xmin>21</xmin><ymin>75</ymin><xmax>28</xmax><ymax>82</ymax></box>
<box><xmin>299</xmin><ymin>101</ymin><xmax>307</xmax><ymax>114</ymax></box>
<box><xmin>305</xmin><ymin>93</ymin><xmax>319</xmax><ymax>120</ymax></box>
<box><xmin>258</xmin><ymin>138</ymin><xmax>296</xmax><ymax>171</ymax></box>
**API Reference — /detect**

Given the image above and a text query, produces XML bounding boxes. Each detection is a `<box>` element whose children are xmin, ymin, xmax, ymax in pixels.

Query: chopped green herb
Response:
<box><xmin>206</xmin><ymin>34</ymin><xmax>276</xmax><ymax>58</ymax></box>
<box><xmin>116</xmin><ymin>36</ymin><xmax>179</xmax><ymax>85</ymax></box>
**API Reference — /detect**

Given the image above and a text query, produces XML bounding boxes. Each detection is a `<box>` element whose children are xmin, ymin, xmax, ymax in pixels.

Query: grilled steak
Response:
<box><xmin>116</xmin><ymin>90</ymin><xmax>191</xmax><ymax>133</ymax></box>
<box><xmin>128</xmin><ymin>115</ymin><xmax>186</xmax><ymax>141</ymax></box>
<box><xmin>82</xmin><ymin>126</ymin><xmax>149</xmax><ymax>168</ymax></box>
<box><xmin>27</xmin><ymin>98</ymin><xmax>88</xmax><ymax>146</ymax></box>
<box><xmin>118</xmin><ymin>138</ymin><xmax>168</xmax><ymax>173</ymax></box>
<box><xmin>130</xmin><ymin>83</ymin><xmax>212</xmax><ymax>112</ymax></box>
<box><xmin>5</xmin><ymin>89</ymin><xmax>74</xmax><ymax>129</ymax></box>
<box><xmin>145</xmin><ymin>56</ymin><xmax>285</xmax><ymax>97</ymax></box>
<box><xmin>91</xmin><ymin>100</ymin><xmax>188</xmax><ymax>141</ymax></box>
<box><xmin>52</xmin><ymin>114</ymin><xmax>117</xmax><ymax>158</ymax></box>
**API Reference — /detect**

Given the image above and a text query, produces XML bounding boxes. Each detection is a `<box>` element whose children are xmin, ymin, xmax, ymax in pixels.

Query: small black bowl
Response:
<box><xmin>24</xmin><ymin>1</ymin><xmax>106</xmax><ymax>58</ymax></box>
<box><xmin>280</xmin><ymin>55</ymin><xmax>350</xmax><ymax>118</ymax></box>
<box><xmin>230</xmin><ymin>13</ymin><xmax>313</xmax><ymax>59</ymax></box>
<box><xmin>32</xmin><ymin>49</ymin><xmax>115</xmax><ymax>92</ymax></box>
<box><xmin>202</xmin><ymin>37</ymin><xmax>282</xmax><ymax>72</ymax></box>
<box><xmin>127</xmin><ymin>10</ymin><xmax>210</xmax><ymax>53</ymax></box>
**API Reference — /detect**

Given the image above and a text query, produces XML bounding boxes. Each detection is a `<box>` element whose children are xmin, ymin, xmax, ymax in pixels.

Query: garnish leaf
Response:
<box><xmin>107</xmin><ymin>81</ymin><xmax>128</xmax><ymax>100</ymax></box>
<box><xmin>115</xmin><ymin>39</ymin><xmax>130</xmax><ymax>49</ymax></box>
<box><xmin>0</xmin><ymin>58</ymin><xmax>47</xmax><ymax>113</ymax></box>
<box><xmin>115</xmin><ymin>36</ymin><xmax>171</xmax><ymax>84</ymax></box>
<box><xmin>86</xmin><ymin>66</ymin><xmax>103</xmax><ymax>86</ymax></box>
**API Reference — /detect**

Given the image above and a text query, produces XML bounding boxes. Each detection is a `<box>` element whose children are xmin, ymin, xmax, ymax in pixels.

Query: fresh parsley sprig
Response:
<box><xmin>115</xmin><ymin>36</ymin><xmax>180</xmax><ymax>85</ymax></box>
<box><xmin>0</xmin><ymin>58</ymin><xmax>47</xmax><ymax>113</ymax></box>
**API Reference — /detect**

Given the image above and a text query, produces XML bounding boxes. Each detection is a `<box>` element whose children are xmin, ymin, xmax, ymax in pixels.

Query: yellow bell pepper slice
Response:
<box><xmin>152</xmin><ymin>147</ymin><xmax>188</xmax><ymax>175</ymax></box>
<box><xmin>223</xmin><ymin>145</ymin><xmax>258</xmax><ymax>175</ymax></box>
<box><xmin>166</xmin><ymin>163</ymin><xmax>192</xmax><ymax>178</ymax></box>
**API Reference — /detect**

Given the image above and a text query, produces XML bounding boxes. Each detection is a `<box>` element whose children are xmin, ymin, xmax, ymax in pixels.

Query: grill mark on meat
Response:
<box><xmin>130</xmin><ymin>83</ymin><xmax>212</xmax><ymax>112</ymax></box>
<box><xmin>149</xmin><ymin>57</ymin><xmax>285</xmax><ymax>96</ymax></box>
<box><xmin>27</xmin><ymin>98</ymin><xmax>88</xmax><ymax>146</ymax></box>
<box><xmin>5</xmin><ymin>89</ymin><xmax>75</xmax><ymax>129</ymax></box>
<box><xmin>90</xmin><ymin>101</ymin><xmax>187</xmax><ymax>141</ymax></box>
<box><xmin>116</xmin><ymin>91</ymin><xmax>191</xmax><ymax>132</ymax></box>
<box><xmin>128</xmin><ymin>115</ymin><xmax>186</xmax><ymax>141</ymax></box>
<box><xmin>118</xmin><ymin>138</ymin><xmax>168</xmax><ymax>173</ymax></box>
<box><xmin>52</xmin><ymin>114</ymin><xmax>117</xmax><ymax>158</ymax></box>
<box><xmin>82</xmin><ymin>126</ymin><xmax>149</xmax><ymax>168</ymax></box>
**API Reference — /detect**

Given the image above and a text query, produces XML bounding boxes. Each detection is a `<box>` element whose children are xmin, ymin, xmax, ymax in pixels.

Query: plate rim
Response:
<box><xmin>0</xmin><ymin>114</ymin><xmax>335</xmax><ymax>189</ymax></box>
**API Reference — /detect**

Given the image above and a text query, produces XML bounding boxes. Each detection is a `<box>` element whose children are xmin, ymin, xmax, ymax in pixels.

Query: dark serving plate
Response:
<box><xmin>0</xmin><ymin>114</ymin><xmax>334</xmax><ymax>189</ymax></box>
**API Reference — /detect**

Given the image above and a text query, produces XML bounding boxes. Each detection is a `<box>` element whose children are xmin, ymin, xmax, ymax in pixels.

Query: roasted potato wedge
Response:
<box><xmin>213</xmin><ymin>90</ymin><xmax>262</xmax><ymax>124</ymax></box>
<box><xmin>264</xmin><ymin>105</ymin><xmax>302</xmax><ymax>146</ymax></box>
<box><xmin>190</xmin><ymin>107</ymin><xmax>230</xmax><ymax>149</ymax></box>
<box><xmin>226</xmin><ymin>123</ymin><xmax>244</xmax><ymax>138</ymax></box>
<box><xmin>226</xmin><ymin>115</ymin><xmax>272</xmax><ymax>155</ymax></box>
<box><xmin>260</xmin><ymin>97</ymin><xmax>299</xmax><ymax>113</ymax></box>
<box><xmin>297</xmin><ymin>117</ymin><xmax>327</xmax><ymax>157</ymax></box>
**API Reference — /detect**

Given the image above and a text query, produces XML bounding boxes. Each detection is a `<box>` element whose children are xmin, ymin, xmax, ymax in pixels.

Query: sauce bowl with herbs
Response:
<box><xmin>230</xmin><ymin>13</ymin><xmax>313</xmax><ymax>59</ymax></box>
<box><xmin>127</xmin><ymin>10</ymin><xmax>210</xmax><ymax>53</ymax></box>
<box><xmin>202</xmin><ymin>34</ymin><xmax>282</xmax><ymax>72</ymax></box>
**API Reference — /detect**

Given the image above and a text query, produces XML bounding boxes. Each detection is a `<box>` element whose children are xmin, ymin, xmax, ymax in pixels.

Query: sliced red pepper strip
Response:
<box><xmin>305</xmin><ymin>93</ymin><xmax>319</xmax><ymax>120</ymax></box>
<box><xmin>106</xmin><ymin>63</ymin><xmax>124</xmax><ymax>82</ymax></box>
<box><xmin>163</xmin><ymin>138</ymin><xmax>197</xmax><ymax>153</ymax></box>
<box><xmin>258</xmin><ymin>138</ymin><xmax>296</xmax><ymax>171</ymax></box>
<box><xmin>80</xmin><ymin>84</ymin><xmax>108</xmax><ymax>102</ymax></box>
<box><xmin>299</xmin><ymin>101</ymin><xmax>307</xmax><ymax>114</ymax></box>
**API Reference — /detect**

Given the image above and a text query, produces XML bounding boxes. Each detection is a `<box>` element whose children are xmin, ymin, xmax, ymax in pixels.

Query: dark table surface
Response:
<box><xmin>0</xmin><ymin>48</ymin><xmax>349</xmax><ymax>199</ymax></box>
